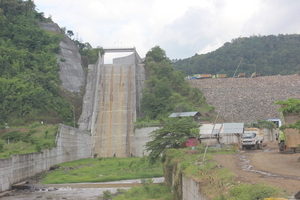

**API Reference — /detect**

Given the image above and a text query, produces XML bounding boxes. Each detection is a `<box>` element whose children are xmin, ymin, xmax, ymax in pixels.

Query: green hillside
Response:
<box><xmin>0</xmin><ymin>0</ymin><xmax>74</xmax><ymax>126</ymax></box>
<box><xmin>139</xmin><ymin>46</ymin><xmax>213</xmax><ymax>121</ymax></box>
<box><xmin>173</xmin><ymin>34</ymin><xmax>300</xmax><ymax>77</ymax></box>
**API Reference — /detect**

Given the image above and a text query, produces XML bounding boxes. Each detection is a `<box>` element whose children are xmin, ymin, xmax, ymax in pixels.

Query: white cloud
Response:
<box><xmin>34</xmin><ymin>0</ymin><xmax>300</xmax><ymax>62</ymax></box>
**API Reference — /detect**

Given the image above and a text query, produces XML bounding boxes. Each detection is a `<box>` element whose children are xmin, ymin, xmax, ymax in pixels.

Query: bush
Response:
<box><xmin>103</xmin><ymin>190</ymin><xmax>113</xmax><ymax>200</ymax></box>
<box><xmin>0</xmin><ymin>131</ymin><xmax>24</xmax><ymax>143</ymax></box>
<box><xmin>29</xmin><ymin>121</ymin><xmax>41</xmax><ymax>129</ymax></box>
<box><xmin>0</xmin><ymin>140</ymin><xmax>5</xmax><ymax>152</ymax></box>
<box><xmin>218</xmin><ymin>183</ymin><xmax>283</xmax><ymax>200</ymax></box>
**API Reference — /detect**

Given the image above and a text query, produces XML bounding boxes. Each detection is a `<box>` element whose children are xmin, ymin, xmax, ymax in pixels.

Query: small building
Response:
<box><xmin>199</xmin><ymin>123</ymin><xmax>244</xmax><ymax>146</ymax></box>
<box><xmin>169</xmin><ymin>111</ymin><xmax>201</xmax><ymax>122</ymax></box>
<box><xmin>267</xmin><ymin>118</ymin><xmax>282</xmax><ymax>128</ymax></box>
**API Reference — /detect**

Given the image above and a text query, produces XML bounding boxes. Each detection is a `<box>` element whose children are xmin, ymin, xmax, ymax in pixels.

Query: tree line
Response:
<box><xmin>173</xmin><ymin>34</ymin><xmax>300</xmax><ymax>77</ymax></box>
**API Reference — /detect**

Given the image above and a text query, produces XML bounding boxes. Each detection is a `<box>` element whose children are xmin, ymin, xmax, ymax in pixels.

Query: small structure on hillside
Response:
<box><xmin>169</xmin><ymin>111</ymin><xmax>201</xmax><ymax>122</ymax></box>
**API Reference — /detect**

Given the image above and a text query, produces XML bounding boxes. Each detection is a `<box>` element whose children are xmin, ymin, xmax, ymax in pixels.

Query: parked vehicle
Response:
<box><xmin>241</xmin><ymin>128</ymin><xmax>264</xmax><ymax>150</ymax></box>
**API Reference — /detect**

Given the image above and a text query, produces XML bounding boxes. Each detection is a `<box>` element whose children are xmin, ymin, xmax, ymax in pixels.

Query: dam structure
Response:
<box><xmin>78</xmin><ymin>48</ymin><xmax>145</xmax><ymax>158</ymax></box>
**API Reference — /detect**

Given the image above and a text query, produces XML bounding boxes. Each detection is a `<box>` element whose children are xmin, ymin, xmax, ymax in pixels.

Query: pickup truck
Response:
<box><xmin>241</xmin><ymin>128</ymin><xmax>263</xmax><ymax>150</ymax></box>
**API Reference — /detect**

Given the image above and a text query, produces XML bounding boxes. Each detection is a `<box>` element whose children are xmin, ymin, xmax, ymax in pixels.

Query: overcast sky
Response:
<box><xmin>34</xmin><ymin>0</ymin><xmax>300</xmax><ymax>63</ymax></box>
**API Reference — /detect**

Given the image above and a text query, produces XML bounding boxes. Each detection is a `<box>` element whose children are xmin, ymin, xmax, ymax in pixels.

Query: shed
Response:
<box><xmin>219</xmin><ymin>123</ymin><xmax>244</xmax><ymax>144</ymax></box>
<box><xmin>169</xmin><ymin>111</ymin><xmax>201</xmax><ymax>122</ymax></box>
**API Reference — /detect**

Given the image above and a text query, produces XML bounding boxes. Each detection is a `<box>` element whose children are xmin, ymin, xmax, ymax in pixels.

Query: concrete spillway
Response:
<box><xmin>78</xmin><ymin>51</ymin><xmax>144</xmax><ymax>158</ymax></box>
<box><xmin>94</xmin><ymin>64</ymin><xmax>135</xmax><ymax>157</ymax></box>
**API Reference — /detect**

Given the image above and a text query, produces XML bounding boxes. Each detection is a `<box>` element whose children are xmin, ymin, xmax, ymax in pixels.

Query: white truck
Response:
<box><xmin>241</xmin><ymin>128</ymin><xmax>264</xmax><ymax>150</ymax></box>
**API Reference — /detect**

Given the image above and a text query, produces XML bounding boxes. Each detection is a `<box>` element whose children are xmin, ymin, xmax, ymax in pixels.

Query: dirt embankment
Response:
<box><xmin>213</xmin><ymin>141</ymin><xmax>300</xmax><ymax>195</ymax></box>
<box><xmin>190</xmin><ymin>75</ymin><xmax>300</xmax><ymax>123</ymax></box>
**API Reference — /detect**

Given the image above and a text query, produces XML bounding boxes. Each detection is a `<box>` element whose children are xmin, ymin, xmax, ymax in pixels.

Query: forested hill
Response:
<box><xmin>173</xmin><ymin>34</ymin><xmax>300</xmax><ymax>77</ymax></box>
<box><xmin>0</xmin><ymin>0</ymin><xmax>74</xmax><ymax>126</ymax></box>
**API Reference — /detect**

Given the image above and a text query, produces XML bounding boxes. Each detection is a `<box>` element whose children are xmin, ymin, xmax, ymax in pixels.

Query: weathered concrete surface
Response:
<box><xmin>182</xmin><ymin>175</ymin><xmax>208</xmax><ymax>200</ymax></box>
<box><xmin>134</xmin><ymin>127</ymin><xmax>159</xmax><ymax>157</ymax></box>
<box><xmin>0</xmin><ymin>124</ymin><xmax>92</xmax><ymax>192</ymax></box>
<box><xmin>93</xmin><ymin>63</ymin><xmax>136</xmax><ymax>157</ymax></box>
<box><xmin>79</xmin><ymin>52</ymin><xmax>145</xmax><ymax>158</ymax></box>
<box><xmin>40</xmin><ymin>22</ymin><xmax>85</xmax><ymax>92</ymax></box>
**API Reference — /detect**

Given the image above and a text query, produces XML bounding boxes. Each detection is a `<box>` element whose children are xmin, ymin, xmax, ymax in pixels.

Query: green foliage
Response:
<box><xmin>246</xmin><ymin>119</ymin><xmax>276</xmax><ymax>131</ymax></box>
<box><xmin>173</xmin><ymin>34</ymin><xmax>300</xmax><ymax>77</ymax></box>
<box><xmin>275</xmin><ymin>98</ymin><xmax>300</xmax><ymax>114</ymax></box>
<box><xmin>0</xmin><ymin>140</ymin><xmax>5</xmax><ymax>152</ymax></box>
<box><xmin>113</xmin><ymin>183</ymin><xmax>172</xmax><ymax>200</ymax></box>
<box><xmin>141</xmin><ymin>46</ymin><xmax>207</xmax><ymax>120</ymax></box>
<box><xmin>216</xmin><ymin>183</ymin><xmax>284</xmax><ymax>200</ymax></box>
<box><xmin>275</xmin><ymin>98</ymin><xmax>300</xmax><ymax>130</ymax></box>
<box><xmin>79</xmin><ymin>47</ymin><xmax>105</xmax><ymax>64</ymax></box>
<box><xmin>0</xmin><ymin>0</ymin><xmax>74</xmax><ymax>125</ymax></box>
<box><xmin>0</xmin><ymin>130</ymin><xmax>24</xmax><ymax>143</ymax></box>
<box><xmin>0</xmin><ymin>124</ymin><xmax>58</xmax><ymax>158</ymax></box>
<box><xmin>103</xmin><ymin>190</ymin><xmax>113</xmax><ymax>199</ymax></box>
<box><xmin>145</xmin><ymin>117</ymin><xmax>200</xmax><ymax>164</ymax></box>
<box><xmin>42</xmin><ymin>157</ymin><xmax>163</xmax><ymax>184</ymax></box>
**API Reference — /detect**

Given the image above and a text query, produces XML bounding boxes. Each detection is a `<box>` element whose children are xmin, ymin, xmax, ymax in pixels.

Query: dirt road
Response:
<box><xmin>213</xmin><ymin>141</ymin><xmax>300</xmax><ymax>195</ymax></box>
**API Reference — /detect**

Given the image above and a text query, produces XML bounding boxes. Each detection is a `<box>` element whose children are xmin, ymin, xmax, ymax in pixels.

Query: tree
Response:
<box><xmin>144</xmin><ymin>117</ymin><xmax>200</xmax><ymax>164</ymax></box>
<box><xmin>67</xmin><ymin>30</ymin><xmax>74</xmax><ymax>38</ymax></box>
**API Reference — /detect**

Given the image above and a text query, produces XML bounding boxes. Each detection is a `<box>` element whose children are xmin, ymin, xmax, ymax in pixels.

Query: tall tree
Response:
<box><xmin>145</xmin><ymin>117</ymin><xmax>200</xmax><ymax>164</ymax></box>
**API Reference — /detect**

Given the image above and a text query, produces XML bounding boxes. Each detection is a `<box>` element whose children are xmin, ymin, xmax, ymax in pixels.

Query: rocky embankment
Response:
<box><xmin>189</xmin><ymin>75</ymin><xmax>300</xmax><ymax>123</ymax></box>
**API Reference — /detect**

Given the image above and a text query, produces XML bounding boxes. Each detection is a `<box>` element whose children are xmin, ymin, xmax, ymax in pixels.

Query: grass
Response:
<box><xmin>112</xmin><ymin>181</ymin><xmax>172</xmax><ymax>200</ymax></box>
<box><xmin>41</xmin><ymin>157</ymin><xmax>164</xmax><ymax>184</ymax></box>
<box><xmin>0</xmin><ymin>123</ymin><xmax>58</xmax><ymax>159</ymax></box>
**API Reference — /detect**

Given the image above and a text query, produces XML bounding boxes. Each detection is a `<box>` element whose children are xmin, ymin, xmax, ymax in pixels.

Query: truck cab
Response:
<box><xmin>241</xmin><ymin>128</ymin><xmax>263</xmax><ymax>150</ymax></box>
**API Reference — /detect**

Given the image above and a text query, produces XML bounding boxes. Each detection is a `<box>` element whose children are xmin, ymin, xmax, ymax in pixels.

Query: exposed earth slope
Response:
<box><xmin>213</xmin><ymin>141</ymin><xmax>300</xmax><ymax>195</ymax></box>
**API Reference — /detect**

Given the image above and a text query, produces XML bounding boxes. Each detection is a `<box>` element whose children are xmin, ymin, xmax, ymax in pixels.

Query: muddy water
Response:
<box><xmin>2</xmin><ymin>178</ymin><xmax>164</xmax><ymax>200</ymax></box>
<box><xmin>238</xmin><ymin>150</ymin><xmax>300</xmax><ymax>180</ymax></box>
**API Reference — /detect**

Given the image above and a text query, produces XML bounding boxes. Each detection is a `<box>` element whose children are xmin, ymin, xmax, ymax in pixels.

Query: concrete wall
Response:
<box><xmin>79</xmin><ymin>51</ymin><xmax>145</xmax><ymax>158</ymax></box>
<box><xmin>113</xmin><ymin>53</ymin><xmax>135</xmax><ymax>64</ymax></box>
<box><xmin>134</xmin><ymin>127</ymin><xmax>159</xmax><ymax>157</ymax></box>
<box><xmin>0</xmin><ymin>124</ymin><xmax>92</xmax><ymax>192</ymax></box>
<box><xmin>182</xmin><ymin>175</ymin><xmax>208</xmax><ymax>200</ymax></box>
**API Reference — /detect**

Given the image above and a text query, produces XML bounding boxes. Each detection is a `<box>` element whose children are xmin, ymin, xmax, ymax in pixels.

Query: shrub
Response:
<box><xmin>0</xmin><ymin>131</ymin><xmax>24</xmax><ymax>143</ymax></box>
<box><xmin>29</xmin><ymin>121</ymin><xmax>41</xmax><ymax>129</ymax></box>
<box><xmin>103</xmin><ymin>190</ymin><xmax>113</xmax><ymax>200</ymax></box>
<box><xmin>0</xmin><ymin>140</ymin><xmax>5</xmax><ymax>152</ymax></box>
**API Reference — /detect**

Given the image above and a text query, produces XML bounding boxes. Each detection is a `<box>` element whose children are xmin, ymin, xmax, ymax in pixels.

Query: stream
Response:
<box><xmin>1</xmin><ymin>177</ymin><xmax>164</xmax><ymax>200</ymax></box>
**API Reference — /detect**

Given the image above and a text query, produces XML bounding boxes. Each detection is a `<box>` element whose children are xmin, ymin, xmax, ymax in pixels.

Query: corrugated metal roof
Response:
<box><xmin>169</xmin><ymin>111</ymin><xmax>199</xmax><ymax>118</ymax></box>
<box><xmin>200</xmin><ymin>124</ymin><xmax>222</xmax><ymax>134</ymax></box>
<box><xmin>221</xmin><ymin>123</ymin><xmax>244</xmax><ymax>134</ymax></box>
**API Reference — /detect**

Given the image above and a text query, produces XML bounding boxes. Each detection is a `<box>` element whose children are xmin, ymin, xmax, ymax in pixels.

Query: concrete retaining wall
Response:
<box><xmin>182</xmin><ymin>175</ymin><xmax>208</xmax><ymax>200</ymax></box>
<box><xmin>134</xmin><ymin>127</ymin><xmax>159</xmax><ymax>157</ymax></box>
<box><xmin>113</xmin><ymin>53</ymin><xmax>135</xmax><ymax>64</ymax></box>
<box><xmin>0</xmin><ymin>124</ymin><xmax>92</xmax><ymax>192</ymax></box>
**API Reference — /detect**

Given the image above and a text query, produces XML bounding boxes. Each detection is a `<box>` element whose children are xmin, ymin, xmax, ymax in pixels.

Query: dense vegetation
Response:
<box><xmin>140</xmin><ymin>46</ymin><xmax>210</xmax><ymax>121</ymax></box>
<box><xmin>0</xmin><ymin>123</ymin><xmax>58</xmax><ymax>158</ymax></box>
<box><xmin>0</xmin><ymin>0</ymin><xmax>74</xmax><ymax>126</ymax></box>
<box><xmin>276</xmin><ymin>98</ymin><xmax>300</xmax><ymax>130</ymax></box>
<box><xmin>173</xmin><ymin>34</ymin><xmax>300</xmax><ymax>77</ymax></box>
<box><xmin>145</xmin><ymin>117</ymin><xmax>200</xmax><ymax>164</ymax></box>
